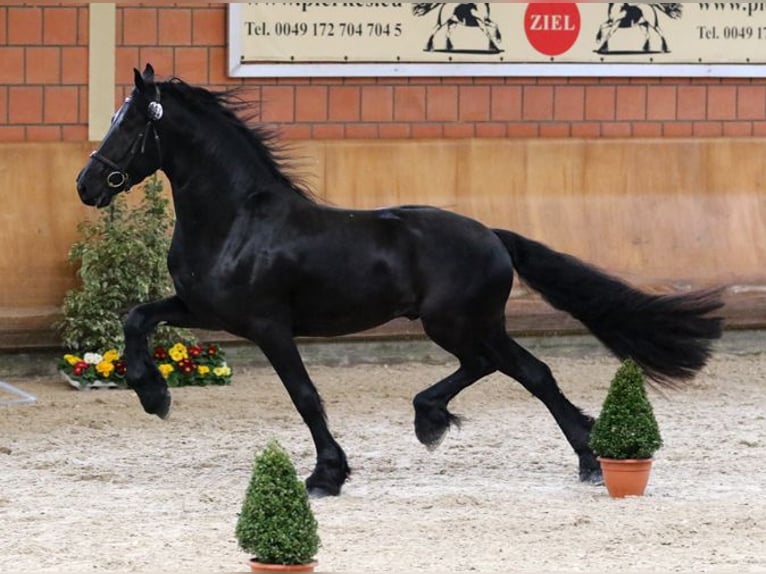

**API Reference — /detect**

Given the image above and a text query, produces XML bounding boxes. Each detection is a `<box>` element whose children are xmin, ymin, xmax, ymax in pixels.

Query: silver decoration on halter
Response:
<box><xmin>148</xmin><ymin>101</ymin><xmax>164</xmax><ymax>121</ymax></box>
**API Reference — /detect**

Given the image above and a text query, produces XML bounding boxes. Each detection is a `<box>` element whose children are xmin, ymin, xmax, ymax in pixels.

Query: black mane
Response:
<box><xmin>158</xmin><ymin>78</ymin><xmax>315</xmax><ymax>201</ymax></box>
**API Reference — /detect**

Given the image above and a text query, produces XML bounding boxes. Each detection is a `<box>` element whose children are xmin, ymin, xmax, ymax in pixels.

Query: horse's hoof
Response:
<box><xmin>305</xmin><ymin>478</ymin><xmax>341</xmax><ymax>498</ymax></box>
<box><xmin>580</xmin><ymin>467</ymin><xmax>604</xmax><ymax>485</ymax></box>
<box><xmin>138</xmin><ymin>389</ymin><xmax>172</xmax><ymax>419</ymax></box>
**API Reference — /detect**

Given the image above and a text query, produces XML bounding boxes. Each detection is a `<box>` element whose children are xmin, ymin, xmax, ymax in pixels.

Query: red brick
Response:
<box><xmin>361</xmin><ymin>86</ymin><xmax>392</xmax><ymax>122</ymax></box>
<box><xmin>9</xmin><ymin>86</ymin><xmax>43</xmax><ymax>123</ymax></box>
<box><xmin>26</xmin><ymin>125</ymin><xmax>61</xmax><ymax>141</ymax></box>
<box><xmin>393</xmin><ymin>86</ymin><xmax>425</xmax><ymax>122</ymax></box>
<box><xmin>278</xmin><ymin>124</ymin><xmax>312</xmax><ymax>140</ymax></box>
<box><xmin>208</xmin><ymin>46</ymin><xmax>232</xmax><ymax>85</ymax></box>
<box><xmin>554</xmin><ymin>86</ymin><xmax>584</xmax><ymax>121</ymax></box>
<box><xmin>8</xmin><ymin>7</ymin><xmax>42</xmax><ymax>44</ymax></box>
<box><xmin>295</xmin><ymin>86</ymin><xmax>327</xmax><ymax>122</ymax></box>
<box><xmin>158</xmin><ymin>8</ymin><xmax>192</xmax><ymax>46</ymax></box>
<box><xmin>647</xmin><ymin>86</ymin><xmax>676</xmax><ymax>120</ymax></box>
<box><xmin>44</xmin><ymin>86</ymin><xmax>79</xmax><ymax>123</ymax></box>
<box><xmin>600</xmin><ymin>122</ymin><xmax>632</xmax><ymax>137</ymax></box>
<box><xmin>723</xmin><ymin>121</ymin><xmax>753</xmax><ymax>137</ymax></box>
<box><xmin>444</xmin><ymin>123</ymin><xmax>475</xmax><ymax>138</ymax></box>
<box><xmin>0</xmin><ymin>88</ymin><xmax>6</xmax><ymax>122</ymax></box>
<box><xmin>585</xmin><ymin>86</ymin><xmax>615</xmax><ymax>121</ymax></box>
<box><xmin>123</xmin><ymin>8</ymin><xmax>158</xmax><ymax>46</ymax></box>
<box><xmin>707</xmin><ymin>86</ymin><xmax>737</xmax><ymax>120</ymax></box>
<box><xmin>0</xmin><ymin>126</ymin><xmax>26</xmax><ymax>141</ymax></box>
<box><xmin>459</xmin><ymin>86</ymin><xmax>489</xmax><ymax>122</ymax></box>
<box><xmin>491</xmin><ymin>86</ymin><xmax>521</xmax><ymax>121</ymax></box>
<box><xmin>62</xmin><ymin>47</ymin><xmax>88</xmax><ymax>84</ymax></box>
<box><xmin>523</xmin><ymin>86</ymin><xmax>553</xmax><ymax>121</ymax></box>
<box><xmin>507</xmin><ymin>122</ymin><xmax>539</xmax><ymax>138</ymax></box>
<box><xmin>379</xmin><ymin>123</ymin><xmax>411</xmax><ymax>139</ymax></box>
<box><xmin>677</xmin><ymin>86</ymin><xmax>706</xmax><ymax>120</ymax></box>
<box><xmin>0</xmin><ymin>48</ymin><xmax>24</xmax><ymax>84</ymax></box>
<box><xmin>738</xmin><ymin>86</ymin><xmax>766</xmax><ymax>120</ymax></box>
<box><xmin>192</xmin><ymin>7</ymin><xmax>225</xmax><ymax>46</ymax></box>
<box><xmin>116</xmin><ymin>47</ymin><xmax>141</xmax><ymax>84</ymax></box>
<box><xmin>137</xmin><ymin>47</ymin><xmax>173</xmax><ymax>80</ymax></box>
<box><xmin>615</xmin><ymin>86</ymin><xmax>646</xmax><ymax>121</ymax></box>
<box><xmin>753</xmin><ymin>121</ymin><xmax>766</xmax><ymax>136</ymax></box>
<box><xmin>0</xmin><ymin>8</ymin><xmax>7</xmax><ymax>44</ymax></box>
<box><xmin>261</xmin><ymin>86</ymin><xmax>294</xmax><ymax>123</ymax></box>
<box><xmin>540</xmin><ymin>124</ymin><xmax>571</xmax><ymax>138</ymax></box>
<box><xmin>77</xmin><ymin>7</ymin><xmax>88</xmax><ymax>46</ymax></box>
<box><xmin>570</xmin><ymin>122</ymin><xmax>600</xmax><ymax>138</ymax></box>
<box><xmin>26</xmin><ymin>46</ymin><xmax>61</xmax><ymax>85</ymax></box>
<box><xmin>632</xmin><ymin>122</ymin><xmax>663</xmax><ymax>137</ymax></box>
<box><xmin>475</xmin><ymin>123</ymin><xmax>506</xmax><ymax>138</ymax></box>
<box><xmin>663</xmin><ymin>122</ymin><xmax>693</xmax><ymax>137</ymax></box>
<box><xmin>63</xmin><ymin>124</ymin><xmax>88</xmax><ymax>141</ymax></box>
<box><xmin>43</xmin><ymin>7</ymin><xmax>77</xmax><ymax>45</ymax></box>
<box><xmin>426</xmin><ymin>86</ymin><xmax>458</xmax><ymax>122</ymax></box>
<box><xmin>345</xmin><ymin>124</ymin><xmax>379</xmax><ymax>139</ymax></box>
<box><xmin>328</xmin><ymin>86</ymin><xmax>360</xmax><ymax>122</ymax></box>
<box><xmin>175</xmin><ymin>46</ymin><xmax>208</xmax><ymax>84</ymax></box>
<box><xmin>411</xmin><ymin>123</ymin><xmax>443</xmax><ymax>138</ymax></box>
<box><xmin>312</xmin><ymin>123</ymin><xmax>344</xmax><ymax>139</ymax></box>
<box><xmin>692</xmin><ymin>121</ymin><xmax>723</xmax><ymax>137</ymax></box>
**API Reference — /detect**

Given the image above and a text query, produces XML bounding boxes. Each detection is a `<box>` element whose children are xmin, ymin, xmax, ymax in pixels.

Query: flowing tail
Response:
<box><xmin>493</xmin><ymin>229</ymin><xmax>724</xmax><ymax>385</ymax></box>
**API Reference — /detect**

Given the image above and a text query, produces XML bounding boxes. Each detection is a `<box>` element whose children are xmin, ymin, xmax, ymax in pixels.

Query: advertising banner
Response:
<box><xmin>229</xmin><ymin>3</ymin><xmax>766</xmax><ymax>77</ymax></box>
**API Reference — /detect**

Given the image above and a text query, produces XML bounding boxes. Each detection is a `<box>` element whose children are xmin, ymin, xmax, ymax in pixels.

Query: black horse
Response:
<box><xmin>76</xmin><ymin>65</ymin><xmax>723</xmax><ymax>496</ymax></box>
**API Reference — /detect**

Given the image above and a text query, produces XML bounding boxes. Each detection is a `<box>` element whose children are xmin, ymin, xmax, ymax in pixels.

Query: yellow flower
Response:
<box><xmin>213</xmin><ymin>366</ymin><xmax>232</xmax><ymax>377</ymax></box>
<box><xmin>102</xmin><ymin>349</ymin><xmax>121</xmax><ymax>363</ymax></box>
<box><xmin>96</xmin><ymin>361</ymin><xmax>115</xmax><ymax>377</ymax></box>
<box><xmin>197</xmin><ymin>365</ymin><xmax>210</xmax><ymax>376</ymax></box>
<box><xmin>64</xmin><ymin>354</ymin><xmax>82</xmax><ymax>366</ymax></box>
<box><xmin>158</xmin><ymin>364</ymin><xmax>175</xmax><ymax>379</ymax></box>
<box><xmin>168</xmin><ymin>343</ymin><xmax>188</xmax><ymax>362</ymax></box>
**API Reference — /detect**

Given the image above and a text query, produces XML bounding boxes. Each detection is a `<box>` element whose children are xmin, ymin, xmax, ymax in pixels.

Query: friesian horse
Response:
<box><xmin>596</xmin><ymin>3</ymin><xmax>683</xmax><ymax>54</ymax></box>
<box><xmin>413</xmin><ymin>3</ymin><xmax>502</xmax><ymax>52</ymax></box>
<box><xmin>76</xmin><ymin>65</ymin><xmax>723</xmax><ymax>496</ymax></box>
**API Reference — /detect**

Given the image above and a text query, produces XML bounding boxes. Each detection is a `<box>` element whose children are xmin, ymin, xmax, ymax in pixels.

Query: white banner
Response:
<box><xmin>229</xmin><ymin>3</ymin><xmax>766</xmax><ymax>77</ymax></box>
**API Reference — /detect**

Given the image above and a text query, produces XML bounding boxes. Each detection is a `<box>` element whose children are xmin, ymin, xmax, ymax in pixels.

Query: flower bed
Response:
<box><xmin>59</xmin><ymin>343</ymin><xmax>232</xmax><ymax>390</ymax></box>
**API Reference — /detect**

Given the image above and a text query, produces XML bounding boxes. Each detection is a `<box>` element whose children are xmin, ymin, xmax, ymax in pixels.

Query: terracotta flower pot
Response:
<box><xmin>248</xmin><ymin>559</ymin><xmax>317</xmax><ymax>573</ymax></box>
<box><xmin>598</xmin><ymin>457</ymin><xmax>653</xmax><ymax>498</ymax></box>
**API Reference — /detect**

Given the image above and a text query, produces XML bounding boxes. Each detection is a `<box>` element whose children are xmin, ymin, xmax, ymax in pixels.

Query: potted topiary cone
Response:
<box><xmin>589</xmin><ymin>359</ymin><xmax>663</xmax><ymax>498</ymax></box>
<box><xmin>236</xmin><ymin>440</ymin><xmax>320</xmax><ymax>573</ymax></box>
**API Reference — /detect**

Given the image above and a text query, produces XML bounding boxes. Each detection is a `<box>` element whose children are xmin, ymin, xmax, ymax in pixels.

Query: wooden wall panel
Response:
<box><xmin>2</xmin><ymin>138</ymin><xmax>765</xmax><ymax>348</ymax></box>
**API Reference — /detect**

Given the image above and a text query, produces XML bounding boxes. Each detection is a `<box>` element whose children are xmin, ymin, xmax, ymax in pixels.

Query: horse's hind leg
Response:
<box><xmin>255</xmin><ymin>325</ymin><xmax>350</xmax><ymax>497</ymax></box>
<box><xmin>485</xmin><ymin>329</ymin><xmax>601</xmax><ymax>483</ymax></box>
<box><xmin>414</xmin><ymin>319</ymin><xmax>495</xmax><ymax>448</ymax></box>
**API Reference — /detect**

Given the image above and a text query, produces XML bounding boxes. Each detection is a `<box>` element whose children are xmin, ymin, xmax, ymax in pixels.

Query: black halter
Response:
<box><xmin>89</xmin><ymin>88</ymin><xmax>164</xmax><ymax>192</ymax></box>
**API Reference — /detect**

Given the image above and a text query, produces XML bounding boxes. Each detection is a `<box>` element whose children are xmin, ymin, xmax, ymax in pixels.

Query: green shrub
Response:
<box><xmin>58</xmin><ymin>175</ymin><xmax>190</xmax><ymax>352</ymax></box>
<box><xmin>589</xmin><ymin>359</ymin><xmax>663</xmax><ymax>460</ymax></box>
<box><xmin>236</xmin><ymin>440</ymin><xmax>320</xmax><ymax>566</ymax></box>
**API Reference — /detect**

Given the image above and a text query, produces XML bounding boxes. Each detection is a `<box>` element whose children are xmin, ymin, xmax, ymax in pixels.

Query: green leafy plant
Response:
<box><xmin>236</xmin><ymin>440</ymin><xmax>320</xmax><ymax>566</ymax></box>
<box><xmin>589</xmin><ymin>359</ymin><xmax>663</xmax><ymax>460</ymax></box>
<box><xmin>58</xmin><ymin>175</ymin><xmax>189</xmax><ymax>352</ymax></box>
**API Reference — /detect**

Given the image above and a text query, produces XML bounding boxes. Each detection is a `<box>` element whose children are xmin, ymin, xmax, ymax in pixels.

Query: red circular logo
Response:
<box><xmin>524</xmin><ymin>3</ymin><xmax>581</xmax><ymax>57</ymax></box>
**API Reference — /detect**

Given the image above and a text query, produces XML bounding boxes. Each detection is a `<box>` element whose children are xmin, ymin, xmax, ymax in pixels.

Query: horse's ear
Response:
<box><xmin>142</xmin><ymin>63</ymin><xmax>155</xmax><ymax>83</ymax></box>
<box><xmin>134</xmin><ymin>67</ymin><xmax>145</xmax><ymax>92</ymax></box>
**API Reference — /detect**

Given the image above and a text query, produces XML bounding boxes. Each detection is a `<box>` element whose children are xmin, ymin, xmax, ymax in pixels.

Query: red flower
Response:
<box><xmin>73</xmin><ymin>361</ymin><xmax>89</xmax><ymax>376</ymax></box>
<box><xmin>206</xmin><ymin>345</ymin><xmax>218</xmax><ymax>356</ymax></box>
<box><xmin>189</xmin><ymin>345</ymin><xmax>202</xmax><ymax>358</ymax></box>
<box><xmin>153</xmin><ymin>346</ymin><xmax>168</xmax><ymax>360</ymax></box>
<box><xmin>114</xmin><ymin>360</ymin><xmax>127</xmax><ymax>376</ymax></box>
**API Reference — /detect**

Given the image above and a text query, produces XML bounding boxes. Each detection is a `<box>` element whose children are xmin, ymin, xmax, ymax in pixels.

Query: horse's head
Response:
<box><xmin>76</xmin><ymin>63</ymin><xmax>164</xmax><ymax>207</ymax></box>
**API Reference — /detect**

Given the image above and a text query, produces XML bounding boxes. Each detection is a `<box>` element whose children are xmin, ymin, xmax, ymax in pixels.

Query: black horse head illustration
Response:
<box><xmin>413</xmin><ymin>3</ymin><xmax>502</xmax><ymax>53</ymax></box>
<box><xmin>596</xmin><ymin>3</ymin><xmax>683</xmax><ymax>54</ymax></box>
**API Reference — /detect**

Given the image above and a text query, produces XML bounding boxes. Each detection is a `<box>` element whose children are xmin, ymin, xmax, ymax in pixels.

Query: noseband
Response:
<box><xmin>89</xmin><ymin>91</ymin><xmax>164</xmax><ymax>192</ymax></box>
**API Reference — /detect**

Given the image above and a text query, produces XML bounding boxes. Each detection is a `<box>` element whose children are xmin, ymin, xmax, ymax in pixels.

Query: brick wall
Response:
<box><xmin>2</xmin><ymin>3</ymin><xmax>766</xmax><ymax>142</ymax></box>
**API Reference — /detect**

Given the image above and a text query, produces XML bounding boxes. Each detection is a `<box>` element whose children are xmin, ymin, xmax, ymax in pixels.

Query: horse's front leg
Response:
<box><xmin>123</xmin><ymin>296</ymin><xmax>204</xmax><ymax>419</ymax></box>
<box><xmin>254</xmin><ymin>323</ymin><xmax>350</xmax><ymax>497</ymax></box>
